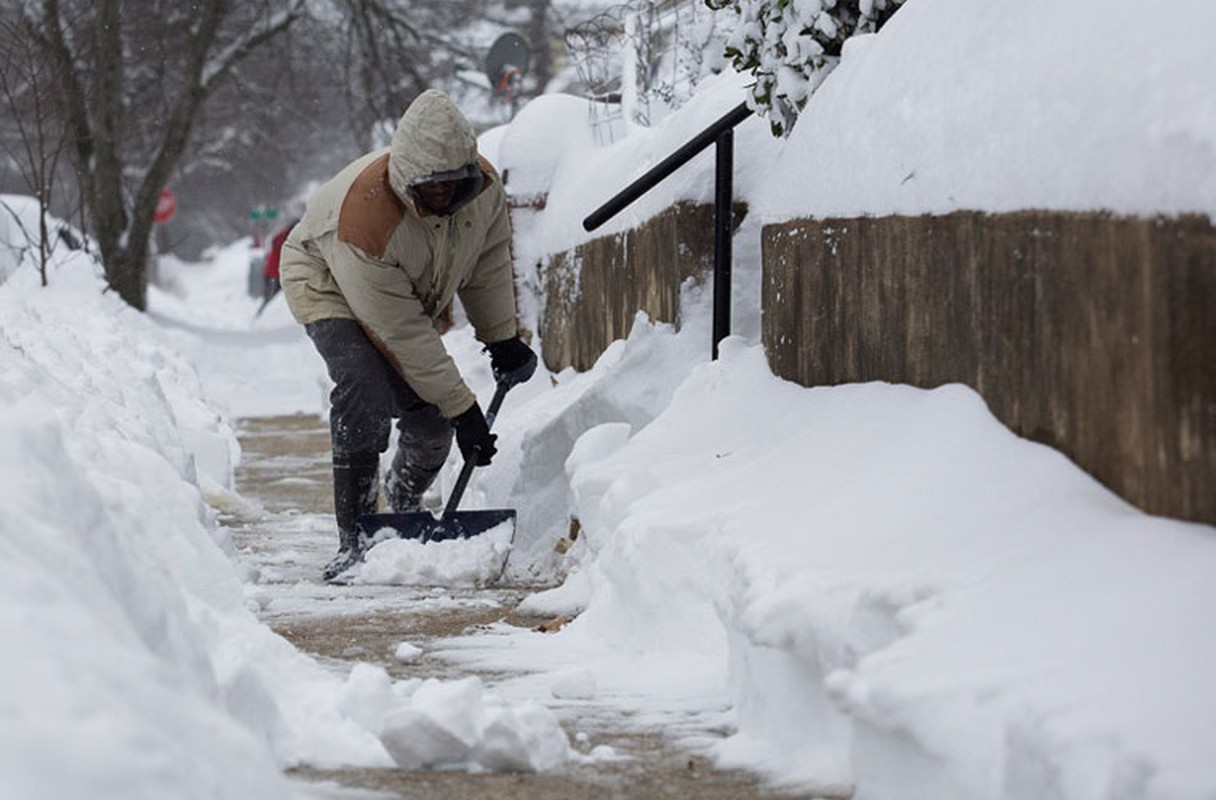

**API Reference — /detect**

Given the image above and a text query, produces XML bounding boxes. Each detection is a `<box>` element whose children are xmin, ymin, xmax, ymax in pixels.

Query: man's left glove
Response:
<box><xmin>487</xmin><ymin>336</ymin><xmax>538</xmax><ymax>388</ymax></box>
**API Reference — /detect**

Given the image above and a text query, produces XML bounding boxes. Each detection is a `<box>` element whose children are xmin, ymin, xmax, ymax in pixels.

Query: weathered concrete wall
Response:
<box><xmin>762</xmin><ymin>211</ymin><xmax>1216</xmax><ymax>526</ymax></box>
<box><xmin>539</xmin><ymin>201</ymin><xmax>745</xmax><ymax>372</ymax></box>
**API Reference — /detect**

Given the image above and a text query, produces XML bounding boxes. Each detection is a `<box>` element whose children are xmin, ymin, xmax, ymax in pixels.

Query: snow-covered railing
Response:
<box><xmin>582</xmin><ymin>100</ymin><xmax>753</xmax><ymax>359</ymax></box>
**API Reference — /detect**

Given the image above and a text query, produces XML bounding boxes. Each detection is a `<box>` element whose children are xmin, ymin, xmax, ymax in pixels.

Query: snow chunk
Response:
<box><xmin>550</xmin><ymin>666</ymin><xmax>598</xmax><ymax>700</ymax></box>
<box><xmin>379</xmin><ymin>677</ymin><xmax>571</xmax><ymax>772</ymax></box>
<box><xmin>393</xmin><ymin>642</ymin><xmax>424</xmax><ymax>663</ymax></box>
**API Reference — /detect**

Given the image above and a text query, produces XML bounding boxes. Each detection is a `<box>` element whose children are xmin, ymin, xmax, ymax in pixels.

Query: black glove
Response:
<box><xmin>451</xmin><ymin>402</ymin><xmax>497</xmax><ymax>466</ymax></box>
<box><xmin>487</xmin><ymin>336</ymin><xmax>538</xmax><ymax>388</ymax></box>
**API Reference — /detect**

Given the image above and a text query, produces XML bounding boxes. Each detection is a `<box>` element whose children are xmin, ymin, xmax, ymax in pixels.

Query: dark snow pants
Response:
<box><xmin>305</xmin><ymin>318</ymin><xmax>452</xmax><ymax>511</ymax></box>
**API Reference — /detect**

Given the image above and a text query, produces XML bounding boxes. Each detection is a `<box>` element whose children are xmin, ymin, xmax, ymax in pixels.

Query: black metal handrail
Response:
<box><xmin>582</xmin><ymin>100</ymin><xmax>754</xmax><ymax>359</ymax></box>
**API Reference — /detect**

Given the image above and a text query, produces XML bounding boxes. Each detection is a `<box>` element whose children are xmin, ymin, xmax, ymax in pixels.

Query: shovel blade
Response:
<box><xmin>356</xmin><ymin>509</ymin><xmax>516</xmax><ymax>544</ymax></box>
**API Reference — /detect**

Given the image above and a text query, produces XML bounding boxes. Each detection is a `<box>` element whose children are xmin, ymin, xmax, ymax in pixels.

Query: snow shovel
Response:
<box><xmin>354</xmin><ymin>381</ymin><xmax>515</xmax><ymax>546</ymax></box>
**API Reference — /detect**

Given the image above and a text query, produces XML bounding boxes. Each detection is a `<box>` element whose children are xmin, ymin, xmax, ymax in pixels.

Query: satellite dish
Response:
<box><xmin>485</xmin><ymin>32</ymin><xmax>530</xmax><ymax>99</ymax></box>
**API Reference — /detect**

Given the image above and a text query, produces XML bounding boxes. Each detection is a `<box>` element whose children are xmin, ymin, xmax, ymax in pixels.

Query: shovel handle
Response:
<box><xmin>483</xmin><ymin>379</ymin><xmax>509</xmax><ymax>426</ymax></box>
<box><xmin>441</xmin><ymin>382</ymin><xmax>510</xmax><ymax>520</ymax></box>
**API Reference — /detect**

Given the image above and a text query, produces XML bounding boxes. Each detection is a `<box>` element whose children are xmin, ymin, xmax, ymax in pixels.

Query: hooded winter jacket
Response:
<box><xmin>280</xmin><ymin>90</ymin><xmax>518</xmax><ymax>419</ymax></box>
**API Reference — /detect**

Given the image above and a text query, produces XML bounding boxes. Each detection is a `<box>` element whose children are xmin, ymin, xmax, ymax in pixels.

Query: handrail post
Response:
<box><xmin>582</xmin><ymin>100</ymin><xmax>754</xmax><ymax>363</ymax></box>
<box><xmin>712</xmin><ymin>127</ymin><xmax>733</xmax><ymax>359</ymax></box>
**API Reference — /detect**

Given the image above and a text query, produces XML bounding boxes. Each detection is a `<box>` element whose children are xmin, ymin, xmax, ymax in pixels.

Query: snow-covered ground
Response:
<box><xmin>1</xmin><ymin>0</ymin><xmax>1214</xmax><ymax>798</ymax></box>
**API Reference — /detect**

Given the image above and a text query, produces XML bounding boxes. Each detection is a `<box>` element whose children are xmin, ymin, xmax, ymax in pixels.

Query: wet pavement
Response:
<box><xmin>220</xmin><ymin>414</ymin><xmax>823</xmax><ymax>800</ymax></box>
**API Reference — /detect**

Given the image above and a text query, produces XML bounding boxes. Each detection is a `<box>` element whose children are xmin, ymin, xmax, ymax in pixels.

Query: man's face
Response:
<box><xmin>410</xmin><ymin>163</ymin><xmax>483</xmax><ymax>216</ymax></box>
<box><xmin>414</xmin><ymin>179</ymin><xmax>459</xmax><ymax>212</ymax></box>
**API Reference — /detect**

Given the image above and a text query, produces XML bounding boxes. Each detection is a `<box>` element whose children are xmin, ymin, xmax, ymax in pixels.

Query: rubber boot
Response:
<box><xmin>384</xmin><ymin>446</ymin><xmax>443</xmax><ymax>513</ymax></box>
<box><xmin>322</xmin><ymin>457</ymin><xmax>380</xmax><ymax>582</ymax></box>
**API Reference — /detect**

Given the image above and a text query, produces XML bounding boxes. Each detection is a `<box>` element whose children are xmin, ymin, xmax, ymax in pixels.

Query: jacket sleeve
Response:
<box><xmin>458</xmin><ymin>186</ymin><xmax>519</xmax><ymax>344</ymax></box>
<box><xmin>317</xmin><ymin>231</ymin><xmax>476</xmax><ymax>419</ymax></box>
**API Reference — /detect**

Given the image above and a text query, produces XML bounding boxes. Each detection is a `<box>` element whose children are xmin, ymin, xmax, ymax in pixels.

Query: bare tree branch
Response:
<box><xmin>21</xmin><ymin>0</ymin><xmax>307</xmax><ymax>308</ymax></box>
<box><xmin>0</xmin><ymin>11</ymin><xmax>72</xmax><ymax>284</ymax></box>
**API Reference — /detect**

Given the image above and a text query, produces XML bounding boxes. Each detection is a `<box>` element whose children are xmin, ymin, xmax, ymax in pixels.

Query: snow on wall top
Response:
<box><xmin>754</xmin><ymin>0</ymin><xmax>1216</xmax><ymax>221</ymax></box>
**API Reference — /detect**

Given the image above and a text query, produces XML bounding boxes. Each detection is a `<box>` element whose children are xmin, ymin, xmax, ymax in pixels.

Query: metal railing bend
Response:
<box><xmin>582</xmin><ymin>100</ymin><xmax>753</xmax><ymax>360</ymax></box>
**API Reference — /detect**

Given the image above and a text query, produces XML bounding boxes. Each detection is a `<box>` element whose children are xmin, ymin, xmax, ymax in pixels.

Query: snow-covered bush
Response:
<box><xmin>706</xmin><ymin>0</ymin><xmax>905</xmax><ymax>136</ymax></box>
<box><xmin>0</xmin><ymin>194</ymin><xmax>97</xmax><ymax>285</ymax></box>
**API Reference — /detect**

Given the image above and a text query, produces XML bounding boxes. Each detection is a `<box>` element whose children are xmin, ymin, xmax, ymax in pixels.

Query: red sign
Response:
<box><xmin>155</xmin><ymin>188</ymin><xmax>177</xmax><ymax>223</ymax></box>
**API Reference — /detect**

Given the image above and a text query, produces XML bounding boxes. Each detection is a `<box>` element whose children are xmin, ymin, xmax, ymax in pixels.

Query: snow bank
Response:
<box><xmin>493</xmin><ymin>337</ymin><xmax>1216</xmax><ymax>798</ymax></box>
<box><xmin>0</xmin><ymin>262</ymin><xmax>308</xmax><ymax>799</ymax></box>
<box><xmin>501</xmin><ymin>289</ymin><xmax>716</xmax><ymax>584</ymax></box>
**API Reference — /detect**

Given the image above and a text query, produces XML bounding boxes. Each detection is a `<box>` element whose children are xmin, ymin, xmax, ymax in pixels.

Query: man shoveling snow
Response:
<box><xmin>279</xmin><ymin>89</ymin><xmax>538</xmax><ymax>581</ymax></box>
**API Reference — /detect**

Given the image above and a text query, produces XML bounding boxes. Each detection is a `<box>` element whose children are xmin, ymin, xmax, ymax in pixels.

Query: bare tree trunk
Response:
<box><xmin>91</xmin><ymin>0</ymin><xmax>136</xmax><ymax>302</ymax></box>
<box><xmin>28</xmin><ymin>0</ymin><xmax>305</xmax><ymax>310</ymax></box>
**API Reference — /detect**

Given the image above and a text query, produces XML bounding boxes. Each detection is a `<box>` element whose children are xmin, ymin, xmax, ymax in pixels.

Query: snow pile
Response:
<box><xmin>339</xmin><ymin>666</ymin><xmax>570</xmax><ymax>772</ymax></box>
<box><xmin>450</xmin><ymin>334</ymin><xmax>1216</xmax><ymax>799</ymax></box>
<box><xmin>0</xmin><ymin>261</ymin><xmax>303</xmax><ymax>798</ymax></box>
<box><xmin>575</xmin><ymin>342</ymin><xmax>1216</xmax><ymax>797</ymax></box>
<box><xmin>499</xmin><ymin>294</ymin><xmax>716</xmax><ymax>584</ymax></box>
<box><xmin>494</xmin><ymin>93</ymin><xmax>600</xmax><ymax>202</ymax></box>
<box><xmin>354</xmin><ymin>522</ymin><xmax>514</xmax><ymax>587</ymax></box>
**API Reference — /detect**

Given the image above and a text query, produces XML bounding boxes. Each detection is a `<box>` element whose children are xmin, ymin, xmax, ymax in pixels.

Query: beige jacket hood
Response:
<box><xmin>279</xmin><ymin>91</ymin><xmax>518</xmax><ymax>419</ymax></box>
<box><xmin>387</xmin><ymin>89</ymin><xmax>478</xmax><ymax>199</ymax></box>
